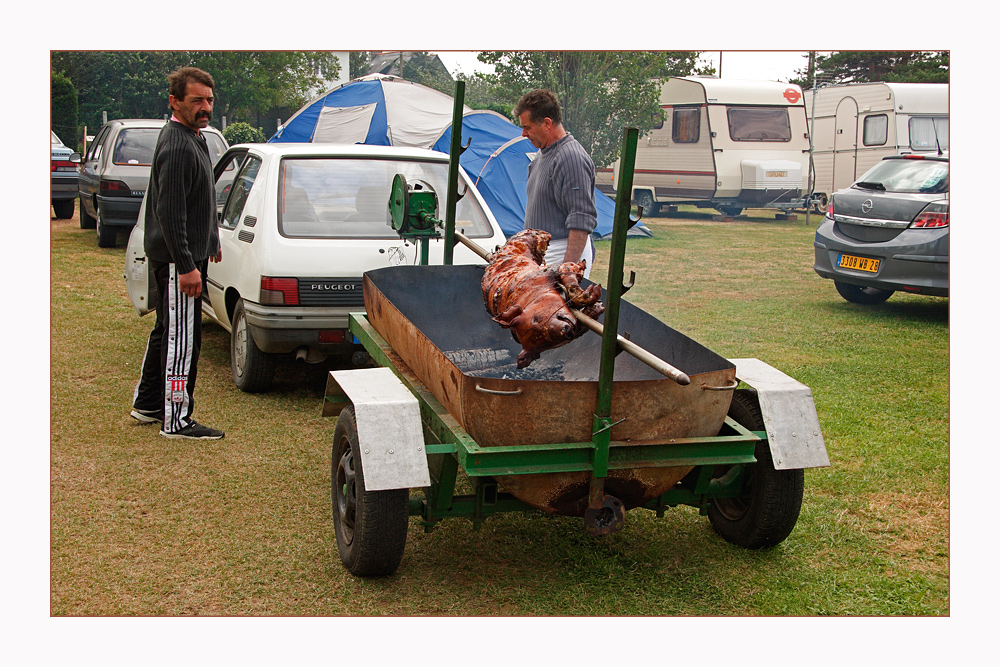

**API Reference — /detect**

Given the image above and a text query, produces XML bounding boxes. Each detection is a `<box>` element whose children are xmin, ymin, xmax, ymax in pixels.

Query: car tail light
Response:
<box><xmin>100</xmin><ymin>179</ymin><xmax>132</xmax><ymax>196</ymax></box>
<box><xmin>260</xmin><ymin>277</ymin><xmax>299</xmax><ymax>305</ymax></box>
<box><xmin>51</xmin><ymin>160</ymin><xmax>77</xmax><ymax>172</ymax></box>
<box><xmin>910</xmin><ymin>202</ymin><xmax>949</xmax><ymax>228</ymax></box>
<box><xmin>319</xmin><ymin>330</ymin><xmax>346</xmax><ymax>344</ymax></box>
<box><xmin>826</xmin><ymin>199</ymin><xmax>834</xmax><ymax>218</ymax></box>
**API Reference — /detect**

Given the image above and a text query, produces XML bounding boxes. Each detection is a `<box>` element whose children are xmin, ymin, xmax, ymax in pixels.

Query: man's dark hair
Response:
<box><xmin>514</xmin><ymin>89</ymin><xmax>562</xmax><ymax>126</ymax></box>
<box><xmin>168</xmin><ymin>67</ymin><xmax>215</xmax><ymax>100</ymax></box>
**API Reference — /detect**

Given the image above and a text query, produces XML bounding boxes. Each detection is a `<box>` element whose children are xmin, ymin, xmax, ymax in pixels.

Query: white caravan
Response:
<box><xmin>804</xmin><ymin>82</ymin><xmax>948</xmax><ymax>209</ymax></box>
<box><xmin>611</xmin><ymin>76</ymin><xmax>811</xmax><ymax>217</ymax></box>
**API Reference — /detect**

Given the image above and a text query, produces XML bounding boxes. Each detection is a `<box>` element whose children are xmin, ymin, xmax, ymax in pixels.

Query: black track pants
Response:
<box><xmin>132</xmin><ymin>259</ymin><xmax>206</xmax><ymax>433</ymax></box>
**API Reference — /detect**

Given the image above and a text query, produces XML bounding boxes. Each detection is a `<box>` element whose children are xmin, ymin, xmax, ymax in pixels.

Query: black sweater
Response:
<box><xmin>144</xmin><ymin>120</ymin><xmax>219</xmax><ymax>274</ymax></box>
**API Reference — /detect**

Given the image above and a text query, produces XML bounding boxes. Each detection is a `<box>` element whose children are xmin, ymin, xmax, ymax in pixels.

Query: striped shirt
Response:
<box><xmin>524</xmin><ymin>133</ymin><xmax>597</xmax><ymax>240</ymax></box>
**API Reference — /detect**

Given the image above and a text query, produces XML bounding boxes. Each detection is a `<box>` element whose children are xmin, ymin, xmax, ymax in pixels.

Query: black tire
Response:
<box><xmin>230</xmin><ymin>299</ymin><xmax>276</xmax><ymax>393</ymax></box>
<box><xmin>834</xmin><ymin>281</ymin><xmax>894</xmax><ymax>305</ymax></box>
<box><xmin>708</xmin><ymin>389</ymin><xmax>804</xmax><ymax>549</ymax></box>
<box><xmin>96</xmin><ymin>208</ymin><xmax>116</xmax><ymax>248</ymax></box>
<box><xmin>717</xmin><ymin>205</ymin><xmax>742</xmax><ymax>217</ymax></box>
<box><xmin>635</xmin><ymin>190</ymin><xmax>659</xmax><ymax>217</ymax></box>
<box><xmin>331</xmin><ymin>405</ymin><xmax>409</xmax><ymax>576</ymax></box>
<box><xmin>53</xmin><ymin>200</ymin><xmax>75</xmax><ymax>220</ymax></box>
<box><xmin>79</xmin><ymin>196</ymin><xmax>96</xmax><ymax>229</ymax></box>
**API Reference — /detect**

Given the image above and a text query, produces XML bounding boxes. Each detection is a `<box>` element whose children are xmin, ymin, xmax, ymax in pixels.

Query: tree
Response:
<box><xmin>223</xmin><ymin>122</ymin><xmax>266</xmax><ymax>145</ymax></box>
<box><xmin>51</xmin><ymin>70</ymin><xmax>79</xmax><ymax>148</ymax></box>
<box><xmin>791</xmin><ymin>51</ymin><xmax>949</xmax><ymax>89</ymax></box>
<box><xmin>50</xmin><ymin>51</ymin><xmax>341</xmax><ymax>134</ymax></box>
<box><xmin>472</xmin><ymin>51</ymin><xmax>707</xmax><ymax>168</ymax></box>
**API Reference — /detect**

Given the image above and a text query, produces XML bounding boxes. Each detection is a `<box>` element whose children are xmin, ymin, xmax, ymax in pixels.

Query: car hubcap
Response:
<box><xmin>234</xmin><ymin>314</ymin><xmax>247</xmax><ymax>377</ymax></box>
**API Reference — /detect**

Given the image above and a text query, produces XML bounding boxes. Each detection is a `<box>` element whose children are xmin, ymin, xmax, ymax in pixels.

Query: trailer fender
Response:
<box><xmin>729</xmin><ymin>358</ymin><xmax>831</xmax><ymax>470</ymax></box>
<box><xmin>324</xmin><ymin>367</ymin><xmax>431</xmax><ymax>491</ymax></box>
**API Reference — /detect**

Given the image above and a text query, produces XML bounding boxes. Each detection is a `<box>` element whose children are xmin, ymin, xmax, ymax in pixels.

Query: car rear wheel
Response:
<box><xmin>79</xmin><ymin>197</ymin><xmax>96</xmax><ymax>229</ymax></box>
<box><xmin>231</xmin><ymin>299</ymin><xmax>276</xmax><ymax>393</ymax></box>
<box><xmin>834</xmin><ymin>281</ymin><xmax>893</xmax><ymax>305</ymax></box>
<box><xmin>53</xmin><ymin>200</ymin><xmax>75</xmax><ymax>220</ymax></box>
<box><xmin>96</xmin><ymin>209</ymin><xmax>117</xmax><ymax>248</ymax></box>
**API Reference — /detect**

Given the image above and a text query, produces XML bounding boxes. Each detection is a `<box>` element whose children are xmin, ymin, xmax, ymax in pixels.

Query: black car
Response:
<box><xmin>813</xmin><ymin>154</ymin><xmax>948</xmax><ymax>304</ymax></box>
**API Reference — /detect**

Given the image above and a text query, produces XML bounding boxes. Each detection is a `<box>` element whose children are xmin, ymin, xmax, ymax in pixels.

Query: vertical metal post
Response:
<box><xmin>443</xmin><ymin>81</ymin><xmax>465</xmax><ymax>266</ymax></box>
<box><xmin>588</xmin><ymin>128</ymin><xmax>639</xmax><ymax>509</ymax></box>
<box><xmin>594</xmin><ymin>127</ymin><xmax>639</xmax><ymax>422</ymax></box>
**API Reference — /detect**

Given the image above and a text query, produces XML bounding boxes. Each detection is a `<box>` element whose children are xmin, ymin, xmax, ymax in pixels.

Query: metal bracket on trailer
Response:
<box><xmin>325</xmin><ymin>367</ymin><xmax>432</xmax><ymax>491</ymax></box>
<box><xmin>729</xmin><ymin>358</ymin><xmax>831</xmax><ymax>471</ymax></box>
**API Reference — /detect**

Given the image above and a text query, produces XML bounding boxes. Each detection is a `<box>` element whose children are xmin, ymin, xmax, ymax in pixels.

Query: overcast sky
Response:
<box><xmin>434</xmin><ymin>51</ymin><xmax>814</xmax><ymax>83</ymax></box>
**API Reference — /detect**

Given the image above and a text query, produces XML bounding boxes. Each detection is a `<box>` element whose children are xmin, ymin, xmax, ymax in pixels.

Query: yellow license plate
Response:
<box><xmin>838</xmin><ymin>253</ymin><xmax>880</xmax><ymax>273</ymax></box>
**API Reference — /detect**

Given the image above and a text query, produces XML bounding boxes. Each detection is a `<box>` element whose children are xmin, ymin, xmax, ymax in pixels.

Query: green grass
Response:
<box><xmin>50</xmin><ymin>205</ymin><xmax>949</xmax><ymax>617</ymax></box>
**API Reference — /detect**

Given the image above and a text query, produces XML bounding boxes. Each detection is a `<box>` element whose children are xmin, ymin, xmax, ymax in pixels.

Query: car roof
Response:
<box><xmin>232</xmin><ymin>142</ymin><xmax>451</xmax><ymax>161</ymax></box>
<box><xmin>102</xmin><ymin>118</ymin><xmax>224</xmax><ymax>136</ymax></box>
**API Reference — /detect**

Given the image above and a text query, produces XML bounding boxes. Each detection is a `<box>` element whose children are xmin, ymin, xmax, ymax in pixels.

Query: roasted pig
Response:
<box><xmin>481</xmin><ymin>229</ymin><xmax>604</xmax><ymax>368</ymax></box>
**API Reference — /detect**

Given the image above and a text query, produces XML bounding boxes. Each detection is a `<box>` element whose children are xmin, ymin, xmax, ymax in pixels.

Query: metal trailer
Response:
<box><xmin>320</xmin><ymin>84</ymin><xmax>830</xmax><ymax>576</ymax></box>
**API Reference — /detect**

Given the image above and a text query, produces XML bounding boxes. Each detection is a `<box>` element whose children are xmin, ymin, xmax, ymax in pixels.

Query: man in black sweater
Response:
<box><xmin>131</xmin><ymin>67</ymin><xmax>224</xmax><ymax>440</ymax></box>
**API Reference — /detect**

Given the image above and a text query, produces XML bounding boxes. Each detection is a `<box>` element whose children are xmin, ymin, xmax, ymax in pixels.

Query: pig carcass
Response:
<box><xmin>481</xmin><ymin>229</ymin><xmax>604</xmax><ymax>368</ymax></box>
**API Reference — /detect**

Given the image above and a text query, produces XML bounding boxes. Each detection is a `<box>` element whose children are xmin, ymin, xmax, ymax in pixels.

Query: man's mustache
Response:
<box><xmin>196</xmin><ymin>111</ymin><xmax>211</xmax><ymax>120</ymax></box>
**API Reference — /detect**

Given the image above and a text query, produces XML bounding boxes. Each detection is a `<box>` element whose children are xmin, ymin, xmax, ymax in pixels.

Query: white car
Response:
<box><xmin>125</xmin><ymin>142</ymin><xmax>508</xmax><ymax>392</ymax></box>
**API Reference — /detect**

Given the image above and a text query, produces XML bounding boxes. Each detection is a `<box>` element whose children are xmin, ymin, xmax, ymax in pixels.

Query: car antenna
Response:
<box><xmin>932</xmin><ymin>118</ymin><xmax>943</xmax><ymax>156</ymax></box>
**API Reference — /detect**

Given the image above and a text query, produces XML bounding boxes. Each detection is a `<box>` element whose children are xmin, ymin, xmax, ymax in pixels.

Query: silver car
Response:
<box><xmin>77</xmin><ymin>118</ymin><xmax>228</xmax><ymax>247</ymax></box>
<box><xmin>813</xmin><ymin>154</ymin><xmax>949</xmax><ymax>304</ymax></box>
<box><xmin>51</xmin><ymin>131</ymin><xmax>80</xmax><ymax>219</ymax></box>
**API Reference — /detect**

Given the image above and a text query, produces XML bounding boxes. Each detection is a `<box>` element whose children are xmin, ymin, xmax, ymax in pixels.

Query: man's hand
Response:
<box><xmin>178</xmin><ymin>268</ymin><xmax>203</xmax><ymax>298</ymax></box>
<box><xmin>210</xmin><ymin>250</ymin><xmax>222</xmax><ymax>263</ymax></box>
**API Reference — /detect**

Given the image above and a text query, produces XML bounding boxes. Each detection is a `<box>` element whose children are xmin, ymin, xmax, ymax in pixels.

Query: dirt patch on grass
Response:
<box><xmin>863</xmin><ymin>491</ymin><xmax>949</xmax><ymax>574</ymax></box>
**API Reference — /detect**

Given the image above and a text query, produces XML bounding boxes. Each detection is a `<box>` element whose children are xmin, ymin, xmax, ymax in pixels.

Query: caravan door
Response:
<box><xmin>833</xmin><ymin>97</ymin><xmax>859</xmax><ymax>189</ymax></box>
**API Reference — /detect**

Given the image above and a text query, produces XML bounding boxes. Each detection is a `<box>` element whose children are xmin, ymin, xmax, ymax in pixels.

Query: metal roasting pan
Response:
<box><xmin>363</xmin><ymin>264</ymin><xmax>737</xmax><ymax>516</ymax></box>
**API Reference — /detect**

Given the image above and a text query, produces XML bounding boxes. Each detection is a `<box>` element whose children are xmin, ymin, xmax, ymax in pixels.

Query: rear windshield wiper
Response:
<box><xmin>854</xmin><ymin>181</ymin><xmax>886</xmax><ymax>191</ymax></box>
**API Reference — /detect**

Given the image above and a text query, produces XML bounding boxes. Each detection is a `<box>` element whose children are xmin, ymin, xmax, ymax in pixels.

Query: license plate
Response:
<box><xmin>838</xmin><ymin>253</ymin><xmax>880</xmax><ymax>273</ymax></box>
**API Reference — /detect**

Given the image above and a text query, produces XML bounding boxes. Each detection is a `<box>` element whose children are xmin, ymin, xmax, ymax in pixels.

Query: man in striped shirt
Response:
<box><xmin>131</xmin><ymin>67</ymin><xmax>224</xmax><ymax>440</ymax></box>
<box><xmin>514</xmin><ymin>89</ymin><xmax>597</xmax><ymax>278</ymax></box>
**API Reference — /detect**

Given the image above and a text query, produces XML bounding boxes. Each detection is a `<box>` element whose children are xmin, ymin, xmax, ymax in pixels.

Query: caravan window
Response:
<box><xmin>863</xmin><ymin>115</ymin><xmax>888</xmax><ymax>146</ymax></box>
<box><xmin>671</xmin><ymin>107</ymin><xmax>700</xmax><ymax>143</ymax></box>
<box><xmin>726</xmin><ymin>107</ymin><xmax>791</xmax><ymax>142</ymax></box>
<box><xmin>909</xmin><ymin>116</ymin><xmax>949</xmax><ymax>151</ymax></box>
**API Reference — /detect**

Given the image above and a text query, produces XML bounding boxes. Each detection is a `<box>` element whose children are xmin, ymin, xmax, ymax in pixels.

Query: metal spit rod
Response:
<box><xmin>450</xmin><ymin>229</ymin><xmax>691</xmax><ymax>386</ymax></box>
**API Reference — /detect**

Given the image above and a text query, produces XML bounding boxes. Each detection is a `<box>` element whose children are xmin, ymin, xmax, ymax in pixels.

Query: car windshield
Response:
<box><xmin>113</xmin><ymin>128</ymin><xmax>160</xmax><ymax>166</ymax></box>
<box><xmin>277</xmin><ymin>157</ymin><xmax>495</xmax><ymax>239</ymax></box>
<box><xmin>204</xmin><ymin>132</ymin><xmax>228</xmax><ymax>166</ymax></box>
<box><xmin>51</xmin><ymin>131</ymin><xmax>64</xmax><ymax>146</ymax></box>
<box><xmin>853</xmin><ymin>158</ymin><xmax>949</xmax><ymax>194</ymax></box>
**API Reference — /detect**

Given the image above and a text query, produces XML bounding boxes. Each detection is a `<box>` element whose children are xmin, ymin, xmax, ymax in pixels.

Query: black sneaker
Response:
<box><xmin>160</xmin><ymin>420</ymin><xmax>225</xmax><ymax>440</ymax></box>
<box><xmin>131</xmin><ymin>407</ymin><xmax>164</xmax><ymax>424</ymax></box>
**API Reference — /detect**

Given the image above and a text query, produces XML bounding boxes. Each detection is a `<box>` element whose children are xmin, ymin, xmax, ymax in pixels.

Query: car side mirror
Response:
<box><xmin>70</xmin><ymin>153</ymin><xmax>82</xmax><ymax>163</ymax></box>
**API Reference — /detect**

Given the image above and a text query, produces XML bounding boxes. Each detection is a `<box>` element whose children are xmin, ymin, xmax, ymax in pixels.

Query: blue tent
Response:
<box><xmin>271</xmin><ymin>75</ymin><xmax>650</xmax><ymax>239</ymax></box>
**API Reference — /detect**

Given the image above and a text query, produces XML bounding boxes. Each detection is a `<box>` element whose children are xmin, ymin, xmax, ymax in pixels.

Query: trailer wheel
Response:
<box><xmin>331</xmin><ymin>405</ymin><xmax>409</xmax><ymax>577</ymax></box>
<box><xmin>834</xmin><ymin>281</ymin><xmax>894</xmax><ymax>305</ymax></box>
<box><xmin>635</xmin><ymin>190</ymin><xmax>660</xmax><ymax>217</ymax></box>
<box><xmin>708</xmin><ymin>389</ymin><xmax>804</xmax><ymax>549</ymax></box>
<box><xmin>717</xmin><ymin>205</ymin><xmax>742</xmax><ymax>217</ymax></box>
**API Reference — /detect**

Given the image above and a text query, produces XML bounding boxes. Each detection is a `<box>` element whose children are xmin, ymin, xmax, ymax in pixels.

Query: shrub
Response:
<box><xmin>223</xmin><ymin>122</ymin><xmax>266</xmax><ymax>145</ymax></box>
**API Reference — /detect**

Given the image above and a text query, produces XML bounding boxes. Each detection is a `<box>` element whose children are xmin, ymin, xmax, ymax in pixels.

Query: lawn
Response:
<box><xmin>49</xmin><ymin>204</ymin><xmax>950</xmax><ymax>622</ymax></box>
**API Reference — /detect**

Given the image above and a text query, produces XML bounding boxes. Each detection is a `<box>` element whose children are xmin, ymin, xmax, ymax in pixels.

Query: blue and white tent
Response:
<box><xmin>270</xmin><ymin>74</ymin><xmax>650</xmax><ymax>239</ymax></box>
